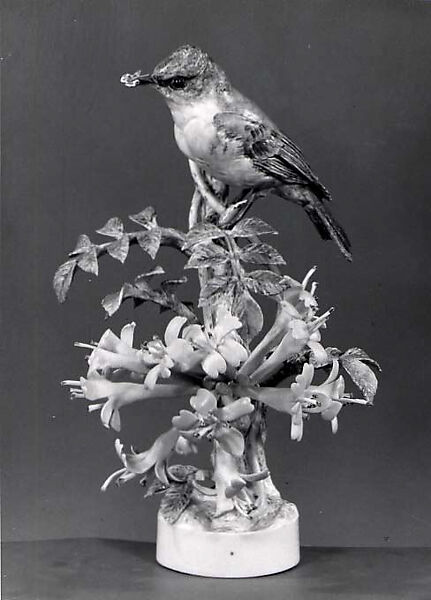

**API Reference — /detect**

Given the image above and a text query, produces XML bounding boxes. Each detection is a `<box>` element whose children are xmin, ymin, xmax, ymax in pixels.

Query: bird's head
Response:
<box><xmin>121</xmin><ymin>45</ymin><xmax>229</xmax><ymax>103</ymax></box>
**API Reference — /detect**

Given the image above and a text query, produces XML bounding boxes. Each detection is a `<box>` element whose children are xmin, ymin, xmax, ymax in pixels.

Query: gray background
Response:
<box><xmin>2</xmin><ymin>0</ymin><xmax>430</xmax><ymax>547</ymax></box>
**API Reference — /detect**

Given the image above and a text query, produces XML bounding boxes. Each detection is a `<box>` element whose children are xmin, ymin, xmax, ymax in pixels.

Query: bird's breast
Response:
<box><xmin>171</xmin><ymin>101</ymin><xmax>266</xmax><ymax>187</ymax></box>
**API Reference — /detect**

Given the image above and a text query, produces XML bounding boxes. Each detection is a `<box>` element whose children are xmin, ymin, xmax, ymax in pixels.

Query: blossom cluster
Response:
<box><xmin>62</xmin><ymin>268</ymin><xmax>373</xmax><ymax>510</ymax></box>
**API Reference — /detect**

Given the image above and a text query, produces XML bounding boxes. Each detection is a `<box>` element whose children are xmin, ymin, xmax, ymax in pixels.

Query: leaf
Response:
<box><xmin>233</xmin><ymin>289</ymin><xmax>264</xmax><ymax>341</ymax></box>
<box><xmin>69</xmin><ymin>234</ymin><xmax>92</xmax><ymax>256</ymax></box>
<box><xmin>185</xmin><ymin>242</ymin><xmax>229</xmax><ymax>269</ymax></box>
<box><xmin>183</xmin><ymin>222</ymin><xmax>224</xmax><ymax>249</ymax></box>
<box><xmin>106</xmin><ymin>235</ymin><xmax>130</xmax><ymax>263</ymax></box>
<box><xmin>342</xmin><ymin>347</ymin><xmax>382</xmax><ymax>372</ymax></box>
<box><xmin>231</xmin><ymin>217</ymin><xmax>277</xmax><ymax>238</ymax></box>
<box><xmin>144</xmin><ymin>477</ymin><xmax>168</xmax><ymax>498</ymax></box>
<box><xmin>200</xmin><ymin>276</ymin><xmax>229</xmax><ymax>300</ymax></box>
<box><xmin>53</xmin><ymin>259</ymin><xmax>77</xmax><ymax>303</ymax></box>
<box><xmin>101</xmin><ymin>287</ymin><xmax>126</xmax><ymax>317</ymax></box>
<box><xmin>239</xmin><ymin>242</ymin><xmax>285</xmax><ymax>265</ymax></box>
<box><xmin>215</xmin><ymin>426</ymin><xmax>245</xmax><ymax>457</ymax></box>
<box><xmin>129</xmin><ymin>206</ymin><xmax>158</xmax><ymax>228</ymax></box>
<box><xmin>96</xmin><ymin>217</ymin><xmax>124</xmax><ymax>238</ymax></box>
<box><xmin>245</xmin><ymin>270</ymin><xmax>289</xmax><ymax>296</ymax></box>
<box><xmin>341</xmin><ymin>356</ymin><xmax>378</xmax><ymax>403</ymax></box>
<box><xmin>160</xmin><ymin>481</ymin><xmax>193</xmax><ymax>524</ymax></box>
<box><xmin>77</xmin><ymin>246</ymin><xmax>99</xmax><ymax>275</ymax></box>
<box><xmin>136</xmin><ymin>229</ymin><xmax>162</xmax><ymax>259</ymax></box>
<box><xmin>168</xmin><ymin>464</ymin><xmax>197</xmax><ymax>482</ymax></box>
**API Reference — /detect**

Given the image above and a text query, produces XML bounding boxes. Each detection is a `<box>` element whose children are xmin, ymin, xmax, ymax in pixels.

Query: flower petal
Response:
<box><xmin>100</xmin><ymin>467</ymin><xmax>127</xmax><ymax>492</ymax></box>
<box><xmin>202</xmin><ymin>351</ymin><xmax>226</xmax><ymax>378</ymax></box>
<box><xmin>182</xmin><ymin>324</ymin><xmax>208</xmax><ymax>348</ymax></box>
<box><xmin>172</xmin><ymin>409</ymin><xmax>199</xmax><ymax>430</ymax></box>
<box><xmin>121</xmin><ymin>428</ymin><xmax>179</xmax><ymax>474</ymax></box>
<box><xmin>217</xmin><ymin>338</ymin><xmax>248</xmax><ymax>367</ymax></box>
<box><xmin>216</xmin><ymin>397</ymin><xmax>254</xmax><ymax>421</ymax></box>
<box><xmin>166</xmin><ymin>338</ymin><xmax>196</xmax><ymax>369</ymax></box>
<box><xmin>213</xmin><ymin>308</ymin><xmax>242</xmax><ymax>341</ymax></box>
<box><xmin>144</xmin><ymin>365</ymin><xmax>171</xmax><ymax>390</ymax></box>
<box><xmin>164</xmin><ymin>316</ymin><xmax>187</xmax><ymax>346</ymax></box>
<box><xmin>120</xmin><ymin>322</ymin><xmax>136</xmax><ymax>347</ymax></box>
<box><xmin>100</xmin><ymin>400</ymin><xmax>121</xmax><ymax>431</ymax></box>
<box><xmin>214</xmin><ymin>426</ymin><xmax>245</xmax><ymax>457</ymax></box>
<box><xmin>290</xmin><ymin>415</ymin><xmax>303</xmax><ymax>441</ymax></box>
<box><xmin>331</xmin><ymin>416</ymin><xmax>339</xmax><ymax>434</ymax></box>
<box><xmin>321</xmin><ymin>400</ymin><xmax>342</xmax><ymax>421</ymax></box>
<box><xmin>190</xmin><ymin>388</ymin><xmax>217</xmax><ymax>416</ymax></box>
<box><xmin>308</xmin><ymin>341</ymin><xmax>328</xmax><ymax>366</ymax></box>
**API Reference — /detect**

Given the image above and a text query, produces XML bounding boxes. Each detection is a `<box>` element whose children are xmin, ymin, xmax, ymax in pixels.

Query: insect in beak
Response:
<box><xmin>120</xmin><ymin>71</ymin><xmax>155</xmax><ymax>88</ymax></box>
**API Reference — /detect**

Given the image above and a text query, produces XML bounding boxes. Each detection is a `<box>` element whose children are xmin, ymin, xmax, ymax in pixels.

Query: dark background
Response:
<box><xmin>2</xmin><ymin>0</ymin><xmax>430</xmax><ymax>547</ymax></box>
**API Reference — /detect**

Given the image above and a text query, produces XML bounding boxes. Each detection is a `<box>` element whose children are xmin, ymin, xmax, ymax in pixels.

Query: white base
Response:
<box><xmin>156</xmin><ymin>505</ymin><xmax>300</xmax><ymax>578</ymax></box>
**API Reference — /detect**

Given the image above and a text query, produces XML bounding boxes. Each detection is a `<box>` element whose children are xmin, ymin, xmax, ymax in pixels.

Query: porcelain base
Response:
<box><xmin>156</xmin><ymin>503</ymin><xmax>300</xmax><ymax>578</ymax></box>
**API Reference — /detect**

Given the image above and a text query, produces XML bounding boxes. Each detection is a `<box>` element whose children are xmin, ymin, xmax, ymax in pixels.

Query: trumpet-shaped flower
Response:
<box><xmin>244</xmin><ymin>361</ymin><xmax>346</xmax><ymax>441</ymax></box>
<box><xmin>76</xmin><ymin>323</ymin><xmax>148</xmax><ymax>377</ymax></box>
<box><xmin>62</xmin><ymin>372</ymin><xmax>195</xmax><ymax>431</ymax></box>
<box><xmin>101</xmin><ymin>429</ymin><xmax>179</xmax><ymax>491</ymax></box>
<box><xmin>142</xmin><ymin>316</ymin><xmax>197</xmax><ymax>389</ymax></box>
<box><xmin>250</xmin><ymin>309</ymin><xmax>331</xmax><ymax>383</ymax></box>
<box><xmin>183</xmin><ymin>307</ymin><xmax>248</xmax><ymax>378</ymax></box>
<box><xmin>240</xmin><ymin>268</ymin><xmax>330</xmax><ymax>379</ymax></box>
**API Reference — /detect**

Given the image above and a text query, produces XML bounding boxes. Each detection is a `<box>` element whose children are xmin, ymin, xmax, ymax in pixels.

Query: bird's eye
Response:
<box><xmin>168</xmin><ymin>76</ymin><xmax>187</xmax><ymax>90</ymax></box>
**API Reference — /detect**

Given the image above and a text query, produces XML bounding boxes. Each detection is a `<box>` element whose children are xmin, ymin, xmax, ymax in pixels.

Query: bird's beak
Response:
<box><xmin>120</xmin><ymin>71</ymin><xmax>155</xmax><ymax>88</ymax></box>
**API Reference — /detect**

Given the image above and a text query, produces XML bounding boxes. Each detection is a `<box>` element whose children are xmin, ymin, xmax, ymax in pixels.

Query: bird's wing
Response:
<box><xmin>213</xmin><ymin>111</ymin><xmax>324</xmax><ymax>190</ymax></box>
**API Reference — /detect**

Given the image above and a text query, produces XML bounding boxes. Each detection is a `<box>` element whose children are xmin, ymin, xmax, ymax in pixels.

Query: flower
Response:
<box><xmin>101</xmin><ymin>429</ymin><xmax>179</xmax><ymax>491</ymax></box>
<box><xmin>75</xmin><ymin>323</ymin><xmax>148</xmax><ymax>377</ymax></box>
<box><xmin>245</xmin><ymin>361</ymin><xmax>346</xmax><ymax>441</ymax></box>
<box><xmin>240</xmin><ymin>267</ymin><xmax>330</xmax><ymax>379</ymax></box>
<box><xmin>183</xmin><ymin>307</ymin><xmax>248</xmax><ymax>378</ymax></box>
<box><xmin>249</xmin><ymin>308</ymin><xmax>332</xmax><ymax>383</ymax></box>
<box><xmin>142</xmin><ymin>316</ymin><xmax>197</xmax><ymax>389</ymax></box>
<box><xmin>62</xmin><ymin>373</ymin><xmax>195</xmax><ymax>431</ymax></box>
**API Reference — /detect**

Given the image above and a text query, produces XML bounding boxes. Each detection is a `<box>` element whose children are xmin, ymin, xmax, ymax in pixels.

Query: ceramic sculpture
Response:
<box><xmin>55</xmin><ymin>46</ymin><xmax>379</xmax><ymax>578</ymax></box>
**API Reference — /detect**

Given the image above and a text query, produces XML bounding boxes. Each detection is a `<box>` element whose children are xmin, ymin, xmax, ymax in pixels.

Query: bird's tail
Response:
<box><xmin>277</xmin><ymin>184</ymin><xmax>352</xmax><ymax>261</ymax></box>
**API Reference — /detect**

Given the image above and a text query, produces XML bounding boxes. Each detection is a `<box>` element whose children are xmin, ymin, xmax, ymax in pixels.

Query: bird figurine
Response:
<box><xmin>121</xmin><ymin>45</ymin><xmax>352</xmax><ymax>261</ymax></box>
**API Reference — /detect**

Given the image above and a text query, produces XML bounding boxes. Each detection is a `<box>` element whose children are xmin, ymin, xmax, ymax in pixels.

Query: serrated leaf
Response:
<box><xmin>342</xmin><ymin>348</ymin><xmax>382</xmax><ymax>372</ymax></box>
<box><xmin>183</xmin><ymin>222</ymin><xmax>224</xmax><ymax>249</ymax></box>
<box><xmin>233</xmin><ymin>289</ymin><xmax>264</xmax><ymax>341</ymax></box>
<box><xmin>77</xmin><ymin>246</ymin><xmax>98</xmax><ymax>275</ymax></box>
<box><xmin>70</xmin><ymin>234</ymin><xmax>92</xmax><ymax>256</ymax></box>
<box><xmin>53</xmin><ymin>259</ymin><xmax>77</xmax><ymax>303</ymax></box>
<box><xmin>160</xmin><ymin>481</ymin><xmax>193</xmax><ymax>524</ymax></box>
<box><xmin>185</xmin><ymin>242</ymin><xmax>229</xmax><ymax>269</ymax></box>
<box><xmin>341</xmin><ymin>356</ymin><xmax>378</xmax><ymax>403</ymax></box>
<box><xmin>239</xmin><ymin>242</ymin><xmax>285</xmax><ymax>265</ymax></box>
<box><xmin>96</xmin><ymin>217</ymin><xmax>124</xmax><ymax>238</ymax></box>
<box><xmin>129</xmin><ymin>207</ymin><xmax>158</xmax><ymax>228</ymax></box>
<box><xmin>106</xmin><ymin>234</ymin><xmax>130</xmax><ymax>263</ymax></box>
<box><xmin>214</xmin><ymin>426</ymin><xmax>245</xmax><ymax>457</ymax></box>
<box><xmin>136</xmin><ymin>229</ymin><xmax>162</xmax><ymax>259</ymax></box>
<box><xmin>231</xmin><ymin>217</ymin><xmax>277</xmax><ymax>238</ymax></box>
<box><xmin>245</xmin><ymin>270</ymin><xmax>289</xmax><ymax>296</ymax></box>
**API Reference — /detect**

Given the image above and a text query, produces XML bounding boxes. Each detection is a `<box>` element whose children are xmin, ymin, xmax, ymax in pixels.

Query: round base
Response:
<box><xmin>156</xmin><ymin>504</ymin><xmax>300</xmax><ymax>578</ymax></box>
